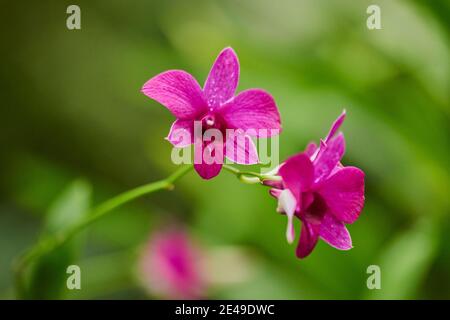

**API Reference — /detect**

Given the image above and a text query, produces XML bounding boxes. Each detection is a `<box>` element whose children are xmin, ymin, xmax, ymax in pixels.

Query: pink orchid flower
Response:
<box><xmin>269</xmin><ymin>111</ymin><xmax>365</xmax><ymax>258</ymax></box>
<box><xmin>139</xmin><ymin>227</ymin><xmax>206</xmax><ymax>299</ymax></box>
<box><xmin>142</xmin><ymin>47</ymin><xmax>281</xmax><ymax>179</ymax></box>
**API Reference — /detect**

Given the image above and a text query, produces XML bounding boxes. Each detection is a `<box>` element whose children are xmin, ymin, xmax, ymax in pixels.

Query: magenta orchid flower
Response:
<box><xmin>139</xmin><ymin>227</ymin><xmax>205</xmax><ymax>299</ymax></box>
<box><xmin>268</xmin><ymin>111</ymin><xmax>365</xmax><ymax>258</ymax></box>
<box><xmin>142</xmin><ymin>47</ymin><xmax>281</xmax><ymax>179</ymax></box>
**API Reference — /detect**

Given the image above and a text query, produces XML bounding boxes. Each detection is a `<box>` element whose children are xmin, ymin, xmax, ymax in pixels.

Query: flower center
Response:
<box><xmin>301</xmin><ymin>192</ymin><xmax>327</xmax><ymax>223</ymax></box>
<box><xmin>205</xmin><ymin>116</ymin><xmax>215</xmax><ymax>127</ymax></box>
<box><xmin>201</xmin><ymin>113</ymin><xmax>225</xmax><ymax>133</ymax></box>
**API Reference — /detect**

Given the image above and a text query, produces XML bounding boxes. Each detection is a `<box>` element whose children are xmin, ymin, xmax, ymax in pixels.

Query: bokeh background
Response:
<box><xmin>0</xmin><ymin>0</ymin><xmax>448</xmax><ymax>299</ymax></box>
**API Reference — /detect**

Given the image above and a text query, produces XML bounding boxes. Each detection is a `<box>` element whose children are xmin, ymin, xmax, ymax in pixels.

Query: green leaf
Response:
<box><xmin>44</xmin><ymin>180</ymin><xmax>91</xmax><ymax>234</ymax></box>
<box><xmin>26</xmin><ymin>179</ymin><xmax>91</xmax><ymax>299</ymax></box>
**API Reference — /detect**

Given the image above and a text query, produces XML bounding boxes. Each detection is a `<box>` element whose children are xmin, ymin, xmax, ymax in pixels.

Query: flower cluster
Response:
<box><xmin>142</xmin><ymin>48</ymin><xmax>365</xmax><ymax>258</ymax></box>
<box><xmin>267</xmin><ymin>111</ymin><xmax>365</xmax><ymax>258</ymax></box>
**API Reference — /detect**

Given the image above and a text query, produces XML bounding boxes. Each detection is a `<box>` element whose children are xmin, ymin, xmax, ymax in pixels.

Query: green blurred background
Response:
<box><xmin>0</xmin><ymin>0</ymin><xmax>448</xmax><ymax>299</ymax></box>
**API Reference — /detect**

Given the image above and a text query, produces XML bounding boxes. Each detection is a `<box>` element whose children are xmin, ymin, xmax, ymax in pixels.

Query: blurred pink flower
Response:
<box><xmin>269</xmin><ymin>111</ymin><xmax>365</xmax><ymax>258</ymax></box>
<box><xmin>142</xmin><ymin>47</ymin><xmax>281</xmax><ymax>179</ymax></box>
<box><xmin>139</xmin><ymin>227</ymin><xmax>205</xmax><ymax>299</ymax></box>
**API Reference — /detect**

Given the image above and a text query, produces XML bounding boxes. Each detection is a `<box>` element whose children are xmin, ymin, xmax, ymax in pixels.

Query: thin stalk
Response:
<box><xmin>222</xmin><ymin>164</ymin><xmax>281</xmax><ymax>184</ymax></box>
<box><xmin>13</xmin><ymin>164</ymin><xmax>193</xmax><ymax>297</ymax></box>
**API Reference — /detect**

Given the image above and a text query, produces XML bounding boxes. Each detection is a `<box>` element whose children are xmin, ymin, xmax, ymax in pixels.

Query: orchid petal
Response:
<box><xmin>313</xmin><ymin>133</ymin><xmax>345</xmax><ymax>183</ymax></box>
<box><xmin>194</xmin><ymin>162</ymin><xmax>222</xmax><ymax>180</ymax></box>
<box><xmin>278</xmin><ymin>153</ymin><xmax>314</xmax><ymax>202</ymax></box>
<box><xmin>296</xmin><ymin>221</ymin><xmax>319</xmax><ymax>259</ymax></box>
<box><xmin>305</xmin><ymin>142</ymin><xmax>318</xmax><ymax>158</ymax></box>
<box><xmin>219</xmin><ymin>89</ymin><xmax>281</xmax><ymax>137</ymax></box>
<box><xmin>166</xmin><ymin>119</ymin><xmax>194</xmax><ymax>147</ymax></box>
<box><xmin>319</xmin><ymin>214</ymin><xmax>352</xmax><ymax>250</ymax></box>
<box><xmin>325</xmin><ymin>110</ymin><xmax>346</xmax><ymax>143</ymax></box>
<box><xmin>318</xmin><ymin>166</ymin><xmax>365</xmax><ymax>224</ymax></box>
<box><xmin>225</xmin><ymin>131</ymin><xmax>259</xmax><ymax>165</ymax></box>
<box><xmin>203</xmin><ymin>47</ymin><xmax>239</xmax><ymax>108</ymax></box>
<box><xmin>264</xmin><ymin>179</ymin><xmax>284</xmax><ymax>189</ymax></box>
<box><xmin>269</xmin><ymin>188</ymin><xmax>282</xmax><ymax>199</ymax></box>
<box><xmin>277</xmin><ymin>189</ymin><xmax>297</xmax><ymax>244</ymax></box>
<box><xmin>193</xmin><ymin>137</ymin><xmax>224</xmax><ymax>180</ymax></box>
<box><xmin>142</xmin><ymin>70</ymin><xmax>207</xmax><ymax>119</ymax></box>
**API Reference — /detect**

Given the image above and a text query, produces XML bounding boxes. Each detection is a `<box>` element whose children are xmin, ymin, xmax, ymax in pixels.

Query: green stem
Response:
<box><xmin>222</xmin><ymin>164</ymin><xmax>281</xmax><ymax>184</ymax></box>
<box><xmin>14</xmin><ymin>163</ymin><xmax>276</xmax><ymax>297</ymax></box>
<box><xmin>13</xmin><ymin>164</ymin><xmax>193</xmax><ymax>297</ymax></box>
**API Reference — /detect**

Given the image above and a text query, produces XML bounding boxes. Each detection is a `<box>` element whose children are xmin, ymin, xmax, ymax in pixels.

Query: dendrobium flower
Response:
<box><xmin>269</xmin><ymin>111</ymin><xmax>365</xmax><ymax>258</ymax></box>
<box><xmin>139</xmin><ymin>227</ymin><xmax>205</xmax><ymax>299</ymax></box>
<box><xmin>142</xmin><ymin>47</ymin><xmax>281</xmax><ymax>179</ymax></box>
